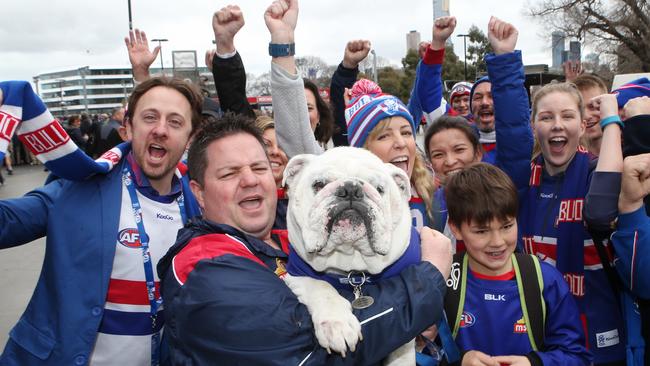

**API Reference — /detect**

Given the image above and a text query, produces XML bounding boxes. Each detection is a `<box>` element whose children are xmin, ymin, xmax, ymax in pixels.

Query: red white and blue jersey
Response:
<box><xmin>454</xmin><ymin>263</ymin><xmax>591</xmax><ymax>365</ymax></box>
<box><xmin>410</xmin><ymin>196</ymin><xmax>430</xmax><ymax>231</ymax></box>
<box><xmin>89</xmin><ymin>181</ymin><xmax>183</xmax><ymax>365</ymax></box>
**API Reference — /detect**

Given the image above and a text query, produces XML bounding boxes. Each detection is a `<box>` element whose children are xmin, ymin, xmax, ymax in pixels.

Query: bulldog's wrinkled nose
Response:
<box><xmin>335</xmin><ymin>181</ymin><xmax>364</xmax><ymax>201</ymax></box>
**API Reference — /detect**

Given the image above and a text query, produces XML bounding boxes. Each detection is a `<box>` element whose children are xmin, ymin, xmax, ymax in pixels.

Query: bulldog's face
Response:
<box><xmin>284</xmin><ymin>147</ymin><xmax>412</xmax><ymax>274</ymax></box>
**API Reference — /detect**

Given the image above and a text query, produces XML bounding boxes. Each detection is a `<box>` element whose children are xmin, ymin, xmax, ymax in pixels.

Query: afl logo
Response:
<box><xmin>118</xmin><ymin>228</ymin><xmax>141</xmax><ymax>248</ymax></box>
<box><xmin>459</xmin><ymin>311</ymin><xmax>476</xmax><ymax>328</ymax></box>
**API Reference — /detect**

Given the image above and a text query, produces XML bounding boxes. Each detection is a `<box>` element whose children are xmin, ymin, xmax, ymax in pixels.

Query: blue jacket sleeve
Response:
<box><xmin>584</xmin><ymin>172</ymin><xmax>621</xmax><ymax>232</ymax></box>
<box><xmin>212</xmin><ymin>52</ymin><xmax>256</xmax><ymax>119</ymax></box>
<box><xmin>535</xmin><ymin>263</ymin><xmax>592</xmax><ymax>365</ymax></box>
<box><xmin>416</xmin><ymin>48</ymin><xmax>448</xmax><ymax>126</ymax></box>
<box><xmin>330</xmin><ymin>63</ymin><xmax>358</xmax><ymax>147</ymax></box>
<box><xmin>0</xmin><ymin>180</ymin><xmax>63</xmax><ymax>249</ymax></box>
<box><xmin>166</xmin><ymin>256</ymin><xmax>446</xmax><ymax>365</ymax></box>
<box><xmin>487</xmin><ymin>51</ymin><xmax>533</xmax><ymax>192</ymax></box>
<box><xmin>611</xmin><ymin>207</ymin><xmax>650</xmax><ymax>297</ymax></box>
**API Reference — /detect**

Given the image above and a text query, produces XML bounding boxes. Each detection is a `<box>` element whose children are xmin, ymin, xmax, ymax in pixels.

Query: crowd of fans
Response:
<box><xmin>0</xmin><ymin>0</ymin><xmax>649</xmax><ymax>365</ymax></box>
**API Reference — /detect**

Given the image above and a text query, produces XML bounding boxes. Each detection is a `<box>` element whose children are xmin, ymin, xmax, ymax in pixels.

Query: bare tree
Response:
<box><xmin>528</xmin><ymin>0</ymin><xmax>650</xmax><ymax>72</ymax></box>
<box><xmin>295</xmin><ymin>55</ymin><xmax>330</xmax><ymax>80</ymax></box>
<box><xmin>246</xmin><ymin>72</ymin><xmax>271</xmax><ymax>96</ymax></box>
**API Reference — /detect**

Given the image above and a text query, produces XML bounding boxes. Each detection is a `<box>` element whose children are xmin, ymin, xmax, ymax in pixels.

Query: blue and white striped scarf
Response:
<box><xmin>0</xmin><ymin>80</ymin><xmax>127</xmax><ymax>180</ymax></box>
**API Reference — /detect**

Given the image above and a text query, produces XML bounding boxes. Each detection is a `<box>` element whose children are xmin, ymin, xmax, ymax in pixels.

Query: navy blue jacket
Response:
<box><xmin>158</xmin><ymin>219</ymin><xmax>447</xmax><ymax>365</ymax></box>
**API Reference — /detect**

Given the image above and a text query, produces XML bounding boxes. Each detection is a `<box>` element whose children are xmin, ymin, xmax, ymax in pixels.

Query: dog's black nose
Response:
<box><xmin>335</xmin><ymin>181</ymin><xmax>364</xmax><ymax>201</ymax></box>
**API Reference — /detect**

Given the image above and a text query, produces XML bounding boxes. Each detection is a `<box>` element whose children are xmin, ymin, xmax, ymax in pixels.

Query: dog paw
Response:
<box><xmin>312</xmin><ymin>302</ymin><xmax>362</xmax><ymax>357</ymax></box>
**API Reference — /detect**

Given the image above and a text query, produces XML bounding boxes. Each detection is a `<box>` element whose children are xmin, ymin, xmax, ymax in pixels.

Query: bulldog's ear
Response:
<box><xmin>283</xmin><ymin>154</ymin><xmax>315</xmax><ymax>189</ymax></box>
<box><xmin>385</xmin><ymin>163</ymin><xmax>411</xmax><ymax>200</ymax></box>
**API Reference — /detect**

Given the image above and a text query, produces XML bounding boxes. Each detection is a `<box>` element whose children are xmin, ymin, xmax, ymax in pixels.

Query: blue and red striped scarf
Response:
<box><xmin>0</xmin><ymin>80</ymin><xmax>127</xmax><ymax>180</ymax></box>
<box><xmin>519</xmin><ymin>147</ymin><xmax>591</xmax><ymax>309</ymax></box>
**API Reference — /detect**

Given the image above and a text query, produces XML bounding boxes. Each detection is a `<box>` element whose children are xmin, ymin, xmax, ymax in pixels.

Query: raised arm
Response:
<box><xmin>416</xmin><ymin>17</ymin><xmax>456</xmax><ymax>125</ymax></box>
<box><xmin>124</xmin><ymin>29</ymin><xmax>159</xmax><ymax>82</ymax></box>
<box><xmin>486</xmin><ymin>17</ymin><xmax>533</xmax><ymax>191</ymax></box>
<box><xmin>584</xmin><ymin>94</ymin><xmax>623</xmax><ymax>231</ymax></box>
<box><xmin>210</xmin><ymin>5</ymin><xmax>255</xmax><ymax>119</ymax></box>
<box><xmin>612</xmin><ymin>151</ymin><xmax>650</xmax><ymax>297</ymax></box>
<box><xmin>330</xmin><ymin>40</ymin><xmax>370</xmax><ymax>146</ymax></box>
<box><xmin>265</xmin><ymin>0</ymin><xmax>322</xmax><ymax>157</ymax></box>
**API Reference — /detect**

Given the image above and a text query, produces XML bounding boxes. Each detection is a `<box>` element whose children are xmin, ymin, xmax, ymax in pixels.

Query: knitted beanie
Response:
<box><xmin>450</xmin><ymin>81</ymin><xmax>473</xmax><ymax>103</ymax></box>
<box><xmin>0</xmin><ymin>80</ymin><xmax>127</xmax><ymax>180</ymax></box>
<box><xmin>469</xmin><ymin>76</ymin><xmax>490</xmax><ymax>112</ymax></box>
<box><xmin>612</xmin><ymin>77</ymin><xmax>650</xmax><ymax>108</ymax></box>
<box><xmin>344</xmin><ymin>79</ymin><xmax>415</xmax><ymax>148</ymax></box>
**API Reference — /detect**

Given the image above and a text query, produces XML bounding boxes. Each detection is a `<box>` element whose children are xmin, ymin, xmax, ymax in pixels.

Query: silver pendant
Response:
<box><xmin>351</xmin><ymin>295</ymin><xmax>375</xmax><ymax>309</ymax></box>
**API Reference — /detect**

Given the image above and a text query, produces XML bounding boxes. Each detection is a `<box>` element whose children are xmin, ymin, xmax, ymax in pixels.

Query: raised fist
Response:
<box><xmin>212</xmin><ymin>5</ymin><xmax>245</xmax><ymax>54</ymax></box>
<box><xmin>431</xmin><ymin>16</ymin><xmax>457</xmax><ymax>50</ymax></box>
<box><xmin>487</xmin><ymin>16</ymin><xmax>518</xmax><ymax>55</ymax></box>
<box><xmin>264</xmin><ymin>0</ymin><xmax>299</xmax><ymax>44</ymax></box>
<box><xmin>342</xmin><ymin>40</ymin><xmax>371</xmax><ymax>69</ymax></box>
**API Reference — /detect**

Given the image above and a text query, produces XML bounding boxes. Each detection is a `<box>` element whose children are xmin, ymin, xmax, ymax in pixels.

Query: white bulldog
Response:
<box><xmin>283</xmin><ymin>147</ymin><xmax>416</xmax><ymax>365</ymax></box>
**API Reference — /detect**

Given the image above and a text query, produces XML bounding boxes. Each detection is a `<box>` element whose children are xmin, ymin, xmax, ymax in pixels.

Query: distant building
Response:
<box><xmin>35</xmin><ymin>66</ymin><xmax>215</xmax><ymax>119</ymax></box>
<box><xmin>562</xmin><ymin>50</ymin><xmax>570</xmax><ymax>64</ymax></box>
<box><xmin>406</xmin><ymin>30</ymin><xmax>421</xmax><ymax>53</ymax></box>
<box><xmin>569</xmin><ymin>41</ymin><xmax>581</xmax><ymax>62</ymax></box>
<box><xmin>433</xmin><ymin>0</ymin><xmax>450</xmax><ymax>19</ymax></box>
<box><xmin>552</xmin><ymin>31</ymin><xmax>565</xmax><ymax>69</ymax></box>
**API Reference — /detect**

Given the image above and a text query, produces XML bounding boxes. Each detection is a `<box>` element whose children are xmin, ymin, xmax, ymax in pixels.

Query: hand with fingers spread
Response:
<box><xmin>619</xmin><ymin>153</ymin><xmax>650</xmax><ymax>213</ymax></box>
<box><xmin>487</xmin><ymin>16</ymin><xmax>518</xmax><ymax>55</ymax></box>
<box><xmin>563</xmin><ymin>60</ymin><xmax>583</xmax><ymax>83</ymax></box>
<box><xmin>589</xmin><ymin>93</ymin><xmax>619</xmax><ymax>121</ymax></box>
<box><xmin>205</xmin><ymin>49</ymin><xmax>216</xmax><ymax>72</ymax></box>
<box><xmin>213</xmin><ymin>4</ymin><xmax>245</xmax><ymax>55</ymax></box>
<box><xmin>264</xmin><ymin>0</ymin><xmax>298</xmax><ymax>44</ymax></box>
<box><xmin>124</xmin><ymin>28</ymin><xmax>160</xmax><ymax>82</ymax></box>
<box><xmin>431</xmin><ymin>16</ymin><xmax>457</xmax><ymax>50</ymax></box>
<box><xmin>623</xmin><ymin>96</ymin><xmax>650</xmax><ymax>119</ymax></box>
<box><xmin>342</xmin><ymin>40</ymin><xmax>371</xmax><ymax>70</ymax></box>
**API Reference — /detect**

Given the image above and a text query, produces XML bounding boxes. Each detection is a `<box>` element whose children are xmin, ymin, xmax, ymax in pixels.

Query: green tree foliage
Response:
<box><xmin>466</xmin><ymin>25</ymin><xmax>493</xmax><ymax>77</ymax></box>
<box><xmin>529</xmin><ymin>0</ymin><xmax>650</xmax><ymax>72</ymax></box>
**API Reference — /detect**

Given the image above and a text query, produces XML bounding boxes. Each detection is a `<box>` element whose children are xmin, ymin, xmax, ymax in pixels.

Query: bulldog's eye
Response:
<box><xmin>312</xmin><ymin>180</ymin><xmax>325</xmax><ymax>193</ymax></box>
<box><xmin>376</xmin><ymin>185</ymin><xmax>385</xmax><ymax>195</ymax></box>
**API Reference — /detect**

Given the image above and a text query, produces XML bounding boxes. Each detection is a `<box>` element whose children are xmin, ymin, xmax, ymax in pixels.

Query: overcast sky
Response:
<box><xmin>0</xmin><ymin>0</ymin><xmax>556</xmax><ymax>81</ymax></box>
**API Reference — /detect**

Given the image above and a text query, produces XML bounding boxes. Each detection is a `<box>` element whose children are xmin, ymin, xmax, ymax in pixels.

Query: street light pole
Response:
<box><xmin>127</xmin><ymin>0</ymin><xmax>133</xmax><ymax>30</ymax></box>
<box><xmin>457</xmin><ymin>34</ymin><xmax>470</xmax><ymax>81</ymax></box>
<box><xmin>370</xmin><ymin>49</ymin><xmax>378</xmax><ymax>84</ymax></box>
<box><xmin>151</xmin><ymin>38</ymin><xmax>169</xmax><ymax>75</ymax></box>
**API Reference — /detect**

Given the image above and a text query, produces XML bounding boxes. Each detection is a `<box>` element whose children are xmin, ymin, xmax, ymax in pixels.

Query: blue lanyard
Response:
<box><xmin>122</xmin><ymin>166</ymin><xmax>185</xmax><ymax>366</ymax></box>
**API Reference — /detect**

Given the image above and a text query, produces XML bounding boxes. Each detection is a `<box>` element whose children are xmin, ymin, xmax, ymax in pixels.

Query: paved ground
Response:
<box><xmin>0</xmin><ymin>165</ymin><xmax>49</xmax><ymax>352</ymax></box>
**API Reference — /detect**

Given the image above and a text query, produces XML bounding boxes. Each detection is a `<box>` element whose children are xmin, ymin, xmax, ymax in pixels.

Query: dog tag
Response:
<box><xmin>351</xmin><ymin>286</ymin><xmax>374</xmax><ymax>310</ymax></box>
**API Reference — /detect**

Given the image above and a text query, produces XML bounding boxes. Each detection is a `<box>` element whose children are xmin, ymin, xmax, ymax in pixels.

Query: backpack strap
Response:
<box><xmin>512</xmin><ymin>253</ymin><xmax>546</xmax><ymax>351</ymax></box>
<box><xmin>444</xmin><ymin>252</ymin><xmax>468</xmax><ymax>338</ymax></box>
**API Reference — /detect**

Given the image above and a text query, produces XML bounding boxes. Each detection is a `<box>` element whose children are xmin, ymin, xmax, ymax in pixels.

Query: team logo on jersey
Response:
<box><xmin>459</xmin><ymin>311</ymin><xmax>475</xmax><ymax>328</ymax></box>
<box><xmin>118</xmin><ymin>228</ymin><xmax>142</xmax><ymax>248</ymax></box>
<box><xmin>513</xmin><ymin>317</ymin><xmax>527</xmax><ymax>333</ymax></box>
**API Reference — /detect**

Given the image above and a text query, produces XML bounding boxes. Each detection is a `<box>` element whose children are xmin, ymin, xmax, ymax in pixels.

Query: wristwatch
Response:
<box><xmin>268</xmin><ymin>43</ymin><xmax>295</xmax><ymax>57</ymax></box>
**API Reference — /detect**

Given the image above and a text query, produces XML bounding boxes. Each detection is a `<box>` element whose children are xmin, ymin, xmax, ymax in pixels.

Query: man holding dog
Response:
<box><xmin>158</xmin><ymin>110</ymin><xmax>452</xmax><ymax>364</ymax></box>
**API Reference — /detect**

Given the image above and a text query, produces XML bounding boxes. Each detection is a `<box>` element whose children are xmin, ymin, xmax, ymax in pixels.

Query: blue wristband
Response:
<box><xmin>599</xmin><ymin>115</ymin><xmax>624</xmax><ymax>130</ymax></box>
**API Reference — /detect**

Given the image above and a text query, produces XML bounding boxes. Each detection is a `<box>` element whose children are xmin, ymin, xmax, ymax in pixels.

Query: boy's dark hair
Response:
<box><xmin>423</xmin><ymin>115</ymin><xmax>482</xmax><ymax>161</ymax></box>
<box><xmin>125</xmin><ymin>77</ymin><xmax>203</xmax><ymax>134</ymax></box>
<box><xmin>445</xmin><ymin>162</ymin><xmax>518</xmax><ymax>226</ymax></box>
<box><xmin>188</xmin><ymin>112</ymin><xmax>267</xmax><ymax>185</ymax></box>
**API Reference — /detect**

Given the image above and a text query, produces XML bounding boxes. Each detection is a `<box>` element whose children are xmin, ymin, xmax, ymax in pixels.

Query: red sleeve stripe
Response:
<box><xmin>106</xmin><ymin>278</ymin><xmax>161</xmax><ymax>305</ymax></box>
<box><xmin>172</xmin><ymin>233</ymin><xmax>267</xmax><ymax>285</ymax></box>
